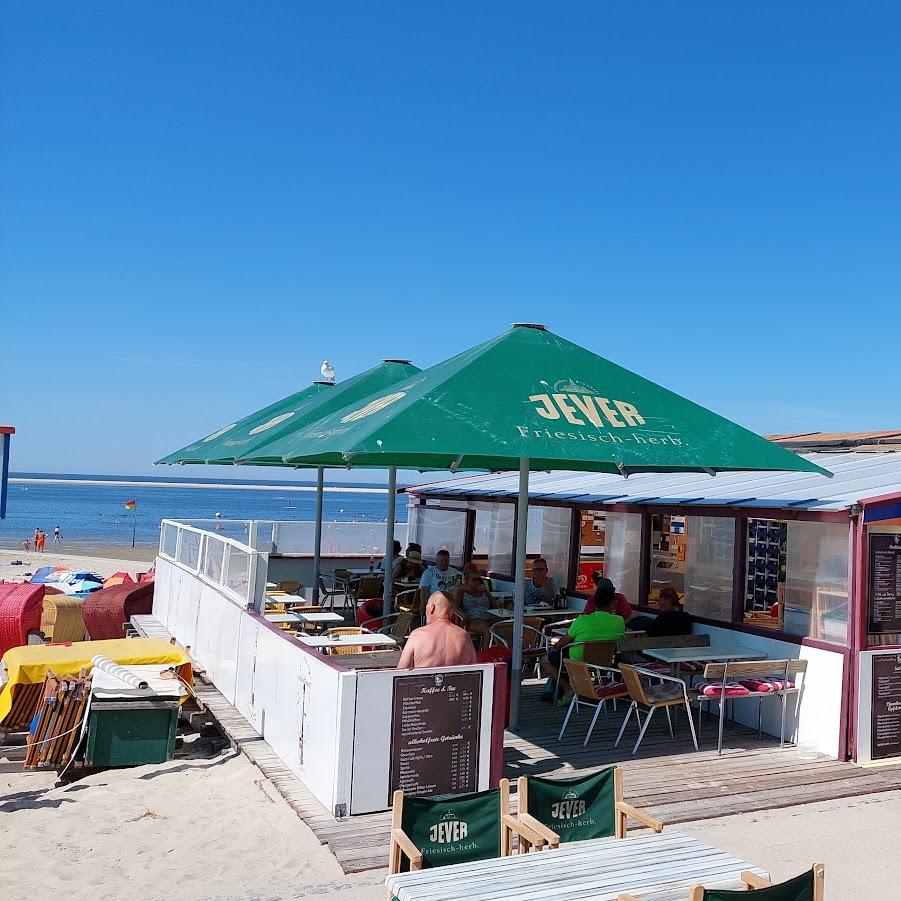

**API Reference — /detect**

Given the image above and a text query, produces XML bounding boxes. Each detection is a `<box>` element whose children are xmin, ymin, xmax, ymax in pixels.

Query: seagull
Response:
<box><xmin>320</xmin><ymin>360</ymin><xmax>335</xmax><ymax>383</ymax></box>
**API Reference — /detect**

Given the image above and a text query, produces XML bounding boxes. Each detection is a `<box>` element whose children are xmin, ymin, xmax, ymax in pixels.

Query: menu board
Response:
<box><xmin>871</xmin><ymin>653</ymin><xmax>901</xmax><ymax>760</ymax></box>
<box><xmin>868</xmin><ymin>534</ymin><xmax>901</xmax><ymax>634</ymax></box>
<box><xmin>389</xmin><ymin>671</ymin><xmax>482</xmax><ymax>802</ymax></box>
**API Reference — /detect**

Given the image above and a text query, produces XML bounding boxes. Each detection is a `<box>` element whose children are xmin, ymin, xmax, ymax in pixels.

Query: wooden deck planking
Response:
<box><xmin>134</xmin><ymin>619</ymin><xmax>901</xmax><ymax>875</ymax></box>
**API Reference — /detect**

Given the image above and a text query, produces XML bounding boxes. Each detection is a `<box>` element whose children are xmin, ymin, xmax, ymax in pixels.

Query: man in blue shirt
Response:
<box><xmin>418</xmin><ymin>548</ymin><xmax>460</xmax><ymax>607</ymax></box>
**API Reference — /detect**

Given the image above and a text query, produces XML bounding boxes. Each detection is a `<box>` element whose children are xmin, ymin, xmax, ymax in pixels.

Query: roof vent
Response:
<box><xmin>511</xmin><ymin>322</ymin><xmax>548</xmax><ymax>331</ymax></box>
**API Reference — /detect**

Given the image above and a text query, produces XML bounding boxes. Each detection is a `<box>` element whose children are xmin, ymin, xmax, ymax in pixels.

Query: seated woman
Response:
<box><xmin>452</xmin><ymin>568</ymin><xmax>496</xmax><ymax>649</ymax></box>
<box><xmin>645</xmin><ymin>586</ymin><xmax>693</xmax><ymax>636</ymax></box>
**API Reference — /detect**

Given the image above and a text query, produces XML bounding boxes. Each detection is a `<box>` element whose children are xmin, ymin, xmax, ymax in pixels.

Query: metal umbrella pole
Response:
<box><xmin>509</xmin><ymin>457</ymin><xmax>529</xmax><ymax>732</ymax></box>
<box><xmin>383</xmin><ymin>465</ymin><xmax>398</xmax><ymax>616</ymax></box>
<box><xmin>312</xmin><ymin>466</ymin><xmax>325</xmax><ymax>602</ymax></box>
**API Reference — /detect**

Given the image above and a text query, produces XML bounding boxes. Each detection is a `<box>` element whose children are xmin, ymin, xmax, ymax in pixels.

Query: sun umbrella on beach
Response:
<box><xmin>238</xmin><ymin>322</ymin><xmax>829</xmax><ymax>728</ymax></box>
<box><xmin>157</xmin><ymin>359</ymin><xmax>420</xmax><ymax>600</ymax></box>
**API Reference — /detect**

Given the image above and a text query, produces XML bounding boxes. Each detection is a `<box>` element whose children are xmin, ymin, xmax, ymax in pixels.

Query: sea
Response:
<box><xmin>0</xmin><ymin>472</ymin><xmax>405</xmax><ymax>551</ymax></box>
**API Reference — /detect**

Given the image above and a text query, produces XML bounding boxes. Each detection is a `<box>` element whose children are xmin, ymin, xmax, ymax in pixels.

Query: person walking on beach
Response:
<box><xmin>53</xmin><ymin>525</ymin><xmax>62</xmax><ymax>544</ymax></box>
<box><xmin>33</xmin><ymin>528</ymin><xmax>40</xmax><ymax>550</ymax></box>
<box><xmin>36</xmin><ymin>530</ymin><xmax>46</xmax><ymax>553</ymax></box>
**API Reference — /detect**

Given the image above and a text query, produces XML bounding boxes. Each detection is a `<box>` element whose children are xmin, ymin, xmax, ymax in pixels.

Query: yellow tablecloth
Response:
<box><xmin>0</xmin><ymin>638</ymin><xmax>191</xmax><ymax>722</ymax></box>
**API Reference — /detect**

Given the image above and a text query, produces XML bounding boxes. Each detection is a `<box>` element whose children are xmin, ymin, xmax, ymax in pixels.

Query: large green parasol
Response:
<box><xmin>157</xmin><ymin>358</ymin><xmax>420</xmax><ymax>603</ymax></box>
<box><xmin>241</xmin><ymin>324</ymin><xmax>828</xmax><ymax>729</ymax></box>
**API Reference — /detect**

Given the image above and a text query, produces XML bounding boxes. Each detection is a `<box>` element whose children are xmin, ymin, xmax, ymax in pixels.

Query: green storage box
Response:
<box><xmin>86</xmin><ymin>699</ymin><xmax>179</xmax><ymax>767</ymax></box>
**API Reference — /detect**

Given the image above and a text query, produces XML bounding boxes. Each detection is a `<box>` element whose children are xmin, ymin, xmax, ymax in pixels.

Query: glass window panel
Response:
<box><xmin>472</xmin><ymin>503</ymin><xmax>514</xmax><ymax>576</ymax></box>
<box><xmin>176</xmin><ymin>529</ymin><xmax>201</xmax><ymax>570</ymax></box>
<box><xmin>161</xmin><ymin>522</ymin><xmax>178</xmax><ymax>558</ymax></box>
<box><xmin>783</xmin><ymin>522</ymin><xmax>849</xmax><ymax>643</ymax></box>
<box><xmin>576</xmin><ymin>510</ymin><xmax>606</xmax><ymax>592</ymax></box>
<box><xmin>408</xmin><ymin>507</ymin><xmax>467</xmax><ymax>567</ymax></box>
<box><xmin>603</xmin><ymin>512</ymin><xmax>642</xmax><ymax>603</ymax></box>
<box><xmin>202</xmin><ymin>537</ymin><xmax>226</xmax><ymax>583</ymax></box>
<box><xmin>683</xmin><ymin>516</ymin><xmax>734</xmax><ymax>621</ymax></box>
<box><xmin>536</xmin><ymin>506</ymin><xmax>572</xmax><ymax>588</ymax></box>
<box><xmin>224</xmin><ymin>546</ymin><xmax>251</xmax><ymax>601</ymax></box>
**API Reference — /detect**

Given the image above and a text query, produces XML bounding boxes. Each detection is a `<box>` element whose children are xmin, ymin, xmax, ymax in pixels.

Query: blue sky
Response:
<box><xmin>2</xmin><ymin>3</ymin><xmax>899</xmax><ymax>483</ymax></box>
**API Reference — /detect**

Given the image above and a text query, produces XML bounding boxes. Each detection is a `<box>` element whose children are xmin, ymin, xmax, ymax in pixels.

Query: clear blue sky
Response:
<box><xmin>2</xmin><ymin>3</ymin><xmax>899</xmax><ymax>482</ymax></box>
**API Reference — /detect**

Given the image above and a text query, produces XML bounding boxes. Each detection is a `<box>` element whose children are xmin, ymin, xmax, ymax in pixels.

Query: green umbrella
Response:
<box><xmin>242</xmin><ymin>324</ymin><xmax>828</xmax><ymax>729</ymax></box>
<box><xmin>157</xmin><ymin>359</ymin><xmax>420</xmax><ymax>602</ymax></box>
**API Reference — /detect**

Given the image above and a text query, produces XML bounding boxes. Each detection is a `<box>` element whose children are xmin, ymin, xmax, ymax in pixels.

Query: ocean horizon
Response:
<box><xmin>1</xmin><ymin>472</ymin><xmax>406</xmax><ymax>550</ymax></box>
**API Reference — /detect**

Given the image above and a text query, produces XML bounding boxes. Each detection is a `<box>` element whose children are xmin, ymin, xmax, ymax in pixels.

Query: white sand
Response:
<box><xmin>0</xmin><ymin>751</ymin><xmax>384</xmax><ymax>901</ymax></box>
<box><xmin>0</xmin><ymin>548</ymin><xmax>155</xmax><ymax>582</ymax></box>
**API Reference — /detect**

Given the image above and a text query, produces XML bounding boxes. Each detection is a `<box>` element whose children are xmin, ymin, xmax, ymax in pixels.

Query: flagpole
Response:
<box><xmin>132</xmin><ymin>511</ymin><xmax>136</xmax><ymax>548</ymax></box>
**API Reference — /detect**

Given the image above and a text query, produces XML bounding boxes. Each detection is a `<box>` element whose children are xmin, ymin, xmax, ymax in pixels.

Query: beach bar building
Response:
<box><xmin>404</xmin><ymin>436</ymin><xmax>901</xmax><ymax>765</ymax></box>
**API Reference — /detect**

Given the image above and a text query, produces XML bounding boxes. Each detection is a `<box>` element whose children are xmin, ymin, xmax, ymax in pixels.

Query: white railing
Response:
<box><xmin>171</xmin><ymin>518</ymin><xmax>408</xmax><ymax>557</ymax></box>
<box><xmin>159</xmin><ymin>519</ymin><xmax>267</xmax><ymax>608</ymax></box>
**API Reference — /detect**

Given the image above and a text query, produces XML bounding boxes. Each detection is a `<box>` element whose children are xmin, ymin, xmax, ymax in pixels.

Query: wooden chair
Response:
<box><xmin>616</xmin><ymin>863</ymin><xmax>826</xmax><ymax>901</ymax></box>
<box><xmin>489</xmin><ymin>618</ymin><xmax>547</xmax><ymax>676</ymax></box>
<box><xmin>554</xmin><ymin>638</ymin><xmax>618</xmax><ymax>700</ymax></box>
<box><xmin>361</xmin><ymin>612</ymin><xmax>417</xmax><ymax>641</ymax></box>
<box><xmin>696</xmin><ymin>659</ymin><xmax>808</xmax><ymax>755</ymax></box>
<box><xmin>559</xmin><ymin>660</ymin><xmax>630</xmax><ymax>746</ymax></box>
<box><xmin>276</xmin><ymin>580</ymin><xmax>303</xmax><ymax>595</ymax></box>
<box><xmin>388</xmin><ymin>780</ymin><xmax>546</xmax><ymax>874</ymax></box>
<box><xmin>509</xmin><ymin>767</ymin><xmax>663</xmax><ymax>852</ymax></box>
<box><xmin>615</xmin><ymin>664</ymin><xmax>698</xmax><ymax>755</ymax></box>
<box><xmin>352</xmin><ymin>575</ymin><xmax>384</xmax><ymax>604</ymax></box>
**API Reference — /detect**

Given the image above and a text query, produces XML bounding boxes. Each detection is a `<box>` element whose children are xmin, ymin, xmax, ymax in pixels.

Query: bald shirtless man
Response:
<box><xmin>397</xmin><ymin>592</ymin><xmax>477</xmax><ymax>669</ymax></box>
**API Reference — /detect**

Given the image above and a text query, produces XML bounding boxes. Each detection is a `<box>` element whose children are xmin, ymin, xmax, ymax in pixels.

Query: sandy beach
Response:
<box><xmin>0</xmin><ymin>547</ymin><xmax>156</xmax><ymax>581</ymax></box>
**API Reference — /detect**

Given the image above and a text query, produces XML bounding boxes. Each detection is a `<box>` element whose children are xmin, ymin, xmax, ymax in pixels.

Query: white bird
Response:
<box><xmin>320</xmin><ymin>360</ymin><xmax>335</xmax><ymax>383</ymax></box>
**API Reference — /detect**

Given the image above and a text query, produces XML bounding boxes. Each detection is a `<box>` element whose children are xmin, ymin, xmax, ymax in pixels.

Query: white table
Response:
<box><xmin>489</xmin><ymin>606</ymin><xmax>582</xmax><ymax>620</ymax></box>
<box><xmin>296</xmin><ymin>633</ymin><xmax>398</xmax><ymax>649</ymax></box>
<box><xmin>265</xmin><ymin>613</ymin><xmax>303</xmax><ymax>624</ymax></box>
<box><xmin>293</xmin><ymin>611</ymin><xmax>344</xmax><ymax>626</ymax></box>
<box><xmin>642</xmin><ymin>646</ymin><xmax>767</xmax><ymax>676</ymax></box>
<box><xmin>385</xmin><ymin>830</ymin><xmax>767</xmax><ymax>900</ymax></box>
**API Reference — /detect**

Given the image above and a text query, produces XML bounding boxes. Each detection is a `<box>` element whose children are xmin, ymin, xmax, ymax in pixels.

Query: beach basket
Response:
<box><xmin>41</xmin><ymin>596</ymin><xmax>86</xmax><ymax>643</ymax></box>
<box><xmin>83</xmin><ymin>582</ymin><xmax>154</xmax><ymax>640</ymax></box>
<box><xmin>0</xmin><ymin>583</ymin><xmax>45</xmax><ymax>657</ymax></box>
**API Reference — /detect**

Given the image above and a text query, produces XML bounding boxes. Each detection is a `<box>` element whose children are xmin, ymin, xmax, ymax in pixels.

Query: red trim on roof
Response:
<box><xmin>0</xmin><ymin>427</ymin><xmax>15</xmax><ymax>435</ymax></box>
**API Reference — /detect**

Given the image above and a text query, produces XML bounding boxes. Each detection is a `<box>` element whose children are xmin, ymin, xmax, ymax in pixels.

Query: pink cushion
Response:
<box><xmin>595</xmin><ymin>682</ymin><xmax>629</xmax><ymax>699</ymax></box>
<box><xmin>739</xmin><ymin>678</ymin><xmax>795</xmax><ymax>693</ymax></box>
<box><xmin>695</xmin><ymin>681</ymin><xmax>751</xmax><ymax>698</ymax></box>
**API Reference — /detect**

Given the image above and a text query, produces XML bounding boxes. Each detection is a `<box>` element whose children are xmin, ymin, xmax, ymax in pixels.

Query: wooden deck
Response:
<box><xmin>198</xmin><ymin>674</ymin><xmax>901</xmax><ymax>874</ymax></box>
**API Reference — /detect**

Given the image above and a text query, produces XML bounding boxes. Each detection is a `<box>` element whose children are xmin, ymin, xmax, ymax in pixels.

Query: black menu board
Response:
<box><xmin>389</xmin><ymin>671</ymin><xmax>483</xmax><ymax>802</ymax></box>
<box><xmin>871</xmin><ymin>653</ymin><xmax>901</xmax><ymax>760</ymax></box>
<box><xmin>867</xmin><ymin>534</ymin><xmax>901</xmax><ymax>634</ymax></box>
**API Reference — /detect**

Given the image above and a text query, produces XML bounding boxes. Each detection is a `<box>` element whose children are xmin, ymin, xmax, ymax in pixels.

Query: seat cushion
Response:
<box><xmin>739</xmin><ymin>678</ymin><xmax>795</xmax><ymax>693</ymax></box>
<box><xmin>695</xmin><ymin>681</ymin><xmax>751</xmax><ymax>698</ymax></box>
<box><xmin>643</xmin><ymin>683</ymin><xmax>685</xmax><ymax>703</ymax></box>
<box><xmin>595</xmin><ymin>682</ymin><xmax>629</xmax><ymax>699</ymax></box>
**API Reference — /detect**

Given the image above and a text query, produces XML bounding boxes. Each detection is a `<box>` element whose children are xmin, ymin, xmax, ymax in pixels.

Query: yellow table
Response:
<box><xmin>0</xmin><ymin>638</ymin><xmax>191</xmax><ymax>723</ymax></box>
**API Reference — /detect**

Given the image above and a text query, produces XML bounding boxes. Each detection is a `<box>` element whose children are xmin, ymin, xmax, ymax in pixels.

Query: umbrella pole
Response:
<box><xmin>383</xmin><ymin>466</ymin><xmax>397</xmax><ymax>617</ymax></box>
<box><xmin>312</xmin><ymin>467</ymin><xmax>324</xmax><ymax>603</ymax></box>
<box><xmin>509</xmin><ymin>456</ymin><xmax>529</xmax><ymax>732</ymax></box>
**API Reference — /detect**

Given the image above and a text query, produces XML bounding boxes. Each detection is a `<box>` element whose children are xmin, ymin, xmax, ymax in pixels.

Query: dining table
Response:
<box><xmin>295</xmin><ymin>632</ymin><xmax>398</xmax><ymax>650</ymax></box>
<box><xmin>292</xmin><ymin>610</ymin><xmax>344</xmax><ymax>627</ymax></box>
<box><xmin>385</xmin><ymin>830</ymin><xmax>768</xmax><ymax>901</ymax></box>
<box><xmin>264</xmin><ymin>613</ymin><xmax>303</xmax><ymax>624</ymax></box>
<box><xmin>641</xmin><ymin>645</ymin><xmax>767</xmax><ymax>677</ymax></box>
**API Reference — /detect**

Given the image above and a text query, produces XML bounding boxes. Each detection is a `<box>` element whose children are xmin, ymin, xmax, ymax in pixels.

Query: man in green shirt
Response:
<box><xmin>539</xmin><ymin>590</ymin><xmax>625</xmax><ymax>701</ymax></box>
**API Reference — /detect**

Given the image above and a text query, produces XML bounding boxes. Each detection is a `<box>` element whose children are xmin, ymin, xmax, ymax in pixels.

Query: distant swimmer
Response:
<box><xmin>53</xmin><ymin>525</ymin><xmax>62</xmax><ymax>544</ymax></box>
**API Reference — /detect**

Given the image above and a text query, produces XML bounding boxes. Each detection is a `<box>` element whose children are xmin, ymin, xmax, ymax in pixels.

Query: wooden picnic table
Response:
<box><xmin>385</xmin><ymin>830</ymin><xmax>768</xmax><ymax>901</ymax></box>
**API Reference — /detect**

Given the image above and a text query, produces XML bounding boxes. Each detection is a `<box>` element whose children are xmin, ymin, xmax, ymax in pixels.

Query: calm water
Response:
<box><xmin>1</xmin><ymin>473</ymin><xmax>406</xmax><ymax>550</ymax></box>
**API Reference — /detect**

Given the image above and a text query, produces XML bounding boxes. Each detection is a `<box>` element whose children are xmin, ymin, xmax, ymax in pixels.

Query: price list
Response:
<box><xmin>389</xmin><ymin>671</ymin><xmax>483</xmax><ymax>802</ymax></box>
<box><xmin>871</xmin><ymin>653</ymin><xmax>901</xmax><ymax>760</ymax></box>
<box><xmin>868</xmin><ymin>534</ymin><xmax>901</xmax><ymax>634</ymax></box>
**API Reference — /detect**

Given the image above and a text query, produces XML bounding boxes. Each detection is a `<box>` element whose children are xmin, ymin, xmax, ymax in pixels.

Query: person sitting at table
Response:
<box><xmin>393</xmin><ymin>542</ymin><xmax>422</xmax><ymax>579</ymax></box>
<box><xmin>524</xmin><ymin>558</ymin><xmax>556</xmax><ymax>606</ymax></box>
<box><xmin>397</xmin><ymin>592</ymin><xmax>477</xmax><ymax>669</ymax></box>
<box><xmin>418</xmin><ymin>548</ymin><xmax>460</xmax><ymax>607</ymax></box>
<box><xmin>645</xmin><ymin>586</ymin><xmax>693</xmax><ymax>636</ymax></box>
<box><xmin>539</xmin><ymin>589</ymin><xmax>625</xmax><ymax>702</ymax></box>
<box><xmin>585</xmin><ymin>573</ymin><xmax>634</xmax><ymax>621</ymax></box>
<box><xmin>452</xmin><ymin>568</ymin><xmax>496</xmax><ymax>649</ymax></box>
<box><xmin>380</xmin><ymin>539</ymin><xmax>404</xmax><ymax>575</ymax></box>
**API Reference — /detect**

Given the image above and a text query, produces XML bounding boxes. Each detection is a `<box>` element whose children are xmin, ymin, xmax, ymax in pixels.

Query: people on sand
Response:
<box><xmin>53</xmin><ymin>525</ymin><xmax>62</xmax><ymax>544</ymax></box>
<box><xmin>539</xmin><ymin>587</ymin><xmax>625</xmax><ymax>702</ymax></box>
<box><xmin>452</xmin><ymin>568</ymin><xmax>496</xmax><ymax>649</ymax></box>
<box><xmin>418</xmin><ymin>548</ymin><xmax>460</xmax><ymax>606</ymax></box>
<box><xmin>646</xmin><ymin>586</ymin><xmax>693</xmax><ymax>636</ymax></box>
<box><xmin>397</xmin><ymin>592</ymin><xmax>476</xmax><ymax>669</ymax></box>
<box><xmin>35</xmin><ymin>530</ymin><xmax>46</xmax><ymax>553</ymax></box>
<box><xmin>524</xmin><ymin>558</ymin><xmax>556</xmax><ymax>605</ymax></box>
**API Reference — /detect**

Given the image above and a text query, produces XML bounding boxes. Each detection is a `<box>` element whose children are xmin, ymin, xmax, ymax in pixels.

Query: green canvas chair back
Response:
<box><xmin>526</xmin><ymin>768</ymin><xmax>616</xmax><ymax>842</ymax></box>
<box><xmin>401</xmin><ymin>787</ymin><xmax>501</xmax><ymax>870</ymax></box>
<box><xmin>702</xmin><ymin>868</ymin><xmax>817</xmax><ymax>901</ymax></box>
